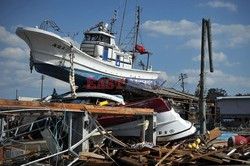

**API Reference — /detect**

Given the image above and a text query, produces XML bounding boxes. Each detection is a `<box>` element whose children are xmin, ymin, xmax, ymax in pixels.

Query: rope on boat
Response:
<box><xmin>69</xmin><ymin>46</ymin><xmax>77</xmax><ymax>99</ymax></box>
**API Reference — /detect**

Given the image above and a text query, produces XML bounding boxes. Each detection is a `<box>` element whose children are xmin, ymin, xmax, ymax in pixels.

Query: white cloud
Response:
<box><xmin>207</xmin><ymin>1</ymin><xmax>237</xmax><ymax>12</ymax></box>
<box><xmin>213</xmin><ymin>23</ymin><xmax>250</xmax><ymax>47</ymax></box>
<box><xmin>183</xmin><ymin>38</ymin><xmax>220</xmax><ymax>50</ymax></box>
<box><xmin>142</xmin><ymin>19</ymin><xmax>250</xmax><ymax>49</ymax></box>
<box><xmin>182</xmin><ymin>69</ymin><xmax>250</xmax><ymax>88</ymax></box>
<box><xmin>159</xmin><ymin>71</ymin><xmax>177</xmax><ymax>81</ymax></box>
<box><xmin>142</xmin><ymin>19</ymin><xmax>200</xmax><ymax>36</ymax></box>
<box><xmin>0</xmin><ymin>26</ymin><xmax>26</xmax><ymax>47</ymax></box>
<box><xmin>159</xmin><ymin>71</ymin><xmax>178</xmax><ymax>87</ymax></box>
<box><xmin>181</xmin><ymin>69</ymin><xmax>200</xmax><ymax>85</ymax></box>
<box><xmin>0</xmin><ymin>60</ymin><xmax>27</xmax><ymax>70</ymax></box>
<box><xmin>192</xmin><ymin>51</ymin><xmax>239</xmax><ymax>67</ymax></box>
<box><xmin>0</xmin><ymin>47</ymin><xmax>28</xmax><ymax>59</ymax></box>
<box><xmin>183</xmin><ymin>38</ymin><xmax>201</xmax><ymax>49</ymax></box>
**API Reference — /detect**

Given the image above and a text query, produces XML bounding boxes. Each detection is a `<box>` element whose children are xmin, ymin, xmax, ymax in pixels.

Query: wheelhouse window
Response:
<box><xmin>84</xmin><ymin>34</ymin><xmax>110</xmax><ymax>44</ymax></box>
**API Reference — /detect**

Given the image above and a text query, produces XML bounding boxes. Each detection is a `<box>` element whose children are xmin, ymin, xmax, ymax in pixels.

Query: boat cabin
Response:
<box><xmin>80</xmin><ymin>23</ymin><xmax>133</xmax><ymax>69</ymax></box>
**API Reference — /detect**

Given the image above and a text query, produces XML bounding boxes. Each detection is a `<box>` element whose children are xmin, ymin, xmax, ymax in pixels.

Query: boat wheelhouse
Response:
<box><xmin>80</xmin><ymin>22</ymin><xmax>133</xmax><ymax>69</ymax></box>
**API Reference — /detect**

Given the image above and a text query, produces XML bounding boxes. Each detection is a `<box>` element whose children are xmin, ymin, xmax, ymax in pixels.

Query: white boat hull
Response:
<box><xmin>106</xmin><ymin>108</ymin><xmax>196</xmax><ymax>141</ymax></box>
<box><xmin>16</xmin><ymin>27</ymin><xmax>160</xmax><ymax>88</ymax></box>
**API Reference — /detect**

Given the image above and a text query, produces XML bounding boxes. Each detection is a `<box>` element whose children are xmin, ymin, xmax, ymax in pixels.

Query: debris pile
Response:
<box><xmin>2</xmin><ymin>123</ymin><xmax>249</xmax><ymax>165</ymax></box>
<box><xmin>113</xmin><ymin>128</ymin><xmax>250</xmax><ymax>165</ymax></box>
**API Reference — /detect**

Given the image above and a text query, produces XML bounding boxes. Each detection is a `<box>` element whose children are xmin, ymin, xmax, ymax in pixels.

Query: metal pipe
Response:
<box><xmin>69</xmin><ymin>128</ymin><xmax>98</xmax><ymax>150</ymax></box>
<box><xmin>21</xmin><ymin>149</ymin><xmax>68</xmax><ymax>166</ymax></box>
<box><xmin>142</xmin><ymin>115</ymin><xmax>146</xmax><ymax>142</ymax></box>
<box><xmin>67</xmin><ymin>157</ymin><xmax>79</xmax><ymax>166</ymax></box>
<box><xmin>68</xmin><ymin>112</ymin><xmax>72</xmax><ymax>148</ymax></box>
<box><xmin>146</xmin><ymin>53</ymin><xmax>150</xmax><ymax>70</ymax></box>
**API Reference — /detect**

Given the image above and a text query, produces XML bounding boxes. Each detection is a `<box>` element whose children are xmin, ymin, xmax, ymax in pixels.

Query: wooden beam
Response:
<box><xmin>0</xmin><ymin>99</ymin><xmax>153</xmax><ymax>115</ymax></box>
<box><xmin>201</xmin><ymin>156</ymin><xmax>223</xmax><ymax>164</ymax></box>
<box><xmin>155</xmin><ymin>143</ymin><xmax>181</xmax><ymax>166</ymax></box>
<box><xmin>191</xmin><ymin>149</ymin><xmax>224</xmax><ymax>160</ymax></box>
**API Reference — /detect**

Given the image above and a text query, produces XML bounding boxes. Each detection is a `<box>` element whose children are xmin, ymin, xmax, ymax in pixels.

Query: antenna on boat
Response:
<box><xmin>39</xmin><ymin>20</ymin><xmax>61</xmax><ymax>32</ymax></box>
<box><xmin>132</xmin><ymin>6</ymin><xmax>141</xmax><ymax>67</ymax></box>
<box><xmin>110</xmin><ymin>10</ymin><xmax>117</xmax><ymax>33</ymax></box>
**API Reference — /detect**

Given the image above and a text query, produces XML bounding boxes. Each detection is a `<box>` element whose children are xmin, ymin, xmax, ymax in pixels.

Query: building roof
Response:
<box><xmin>217</xmin><ymin>96</ymin><xmax>250</xmax><ymax>100</ymax></box>
<box><xmin>143</xmin><ymin>87</ymin><xmax>199</xmax><ymax>102</ymax></box>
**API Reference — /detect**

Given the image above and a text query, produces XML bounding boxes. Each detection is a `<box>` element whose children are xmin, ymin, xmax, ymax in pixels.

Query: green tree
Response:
<box><xmin>206</xmin><ymin>88</ymin><xmax>227</xmax><ymax>101</ymax></box>
<box><xmin>236</xmin><ymin>93</ymin><xmax>250</xmax><ymax>96</ymax></box>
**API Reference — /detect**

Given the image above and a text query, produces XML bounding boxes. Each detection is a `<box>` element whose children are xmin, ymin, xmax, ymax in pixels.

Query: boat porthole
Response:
<box><xmin>158</xmin><ymin>131</ymin><xmax>162</xmax><ymax>135</ymax></box>
<box><xmin>165</xmin><ymin>131</ymin><xmax>167</xmax><ymax>134</ymax></box>
<box><xmin>169</xmin><ymin>129</ymin><xmax>174</xmax><ymax>134</ymax></box>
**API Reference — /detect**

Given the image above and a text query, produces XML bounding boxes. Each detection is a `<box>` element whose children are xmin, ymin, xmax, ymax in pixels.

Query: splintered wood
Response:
<box><xmin>114</xmin><ymin>128</ymin><xmax>249</xmax><ymax>165</ymax></box>
<box><xmin>115</xmin><ymin>141</ymin><xmax>250</xmax><ymax>165</ymax></box>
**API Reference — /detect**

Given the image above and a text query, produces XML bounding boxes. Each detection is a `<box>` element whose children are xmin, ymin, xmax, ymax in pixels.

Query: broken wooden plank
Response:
<box><xmin>125</xmin><ymin>150</ymin><xmax>151</xmax><ymax>156</ymax></box>
<box><xmin>160</xmin><ymin>148</ymin><xmax>191</xmax><ymax>155</ymax></box>
<box><xmin>214</xmin><ymin>152</ymin><xmax>250</xmax><ymax>164</ymax></box>
<box><xmin>201</xmin><ymin>155</ymin><xmax>224</xmax><ymax>164</ymax></box>
<box><xmin>155</xmin><ymin>143</ymin><xmax>181</xmax><ymax>166</ymax></box>
<box><xmin>79</xmin><ymin>152</ymin><xmax>105</xmax><ymax>159</ymax></box>
<box><xmin>0</xmin><ymin>99</ymin><xmax>153</xmax><ymax>115</ymax></box>
<box><xmin>191</xmin><ymin>149</ymin><xmax>224</xmax><ymax>160</ymax></box>
<box><xmin>98</xmin><ymin>147</ymin><xmax>119</xmax><ymax>166</ymax></box>
<box><xmin>206</xmin><ymin>127</ymin><xmax>221</xmax><ymax>142</ymax></box>
<box><xmin>79</xmin><ymin>158</ymin><xmax>113</xmax><ymax>165</ymax></box>
<box><xmin>117</xmin><ymin>156</ymin><xmax>144</xmax><ymax>166</ymax></box>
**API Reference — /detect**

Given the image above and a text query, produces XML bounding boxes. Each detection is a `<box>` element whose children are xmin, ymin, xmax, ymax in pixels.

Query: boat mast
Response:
<box><xmin>110</xmin><ymin>10</ymin><xmax>117</xmax><ymax>34</ymax></box>
<box><xmin>133</xmin><ymin>6</ymin><xmax>140</xmax><ymax>67</ymax></box>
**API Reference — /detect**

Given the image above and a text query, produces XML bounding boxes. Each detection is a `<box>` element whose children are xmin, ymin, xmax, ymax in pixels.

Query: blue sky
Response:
<box><xmin>0</xmin><ymin>0</ymin><xmax>250</xmax><ymax>99</ymax></box>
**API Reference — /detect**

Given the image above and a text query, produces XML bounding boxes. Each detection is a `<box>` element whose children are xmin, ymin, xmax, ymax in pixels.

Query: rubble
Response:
<box><xmin>0</xmin><ymin>98</ymin><xmax>249</xmax><ymax>166</ymax></box>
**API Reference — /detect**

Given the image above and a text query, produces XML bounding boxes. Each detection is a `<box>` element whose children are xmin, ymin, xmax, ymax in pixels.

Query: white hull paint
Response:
<box><xmin>16</xmin><ymin>27</ymin><xmax>160</xmax><ymax>85</ymax></box>
<box><xmin>107</xmin><ymin>108</ymin><xmax>196</xmax><ymax>141</ymax></box>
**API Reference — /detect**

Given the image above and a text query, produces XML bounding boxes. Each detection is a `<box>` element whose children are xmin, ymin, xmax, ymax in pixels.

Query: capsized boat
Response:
<box><xmin>99</xmin><ymin>98</ymin><xmax>196</xmax><ymax>142</ymax></box>
<box><xmin>16</xmin><ymin>22</ymin><xmax>161</xmax><ymax>89</ymax></box>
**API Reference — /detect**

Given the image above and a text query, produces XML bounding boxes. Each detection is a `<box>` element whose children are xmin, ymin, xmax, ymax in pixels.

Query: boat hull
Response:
<box><xmin>16</xmin><ymin>27</ymin><xmax>160</xmax><ymax>89</ymax></box>
<box><xmin>99</xmin><ymin>98</ymin><xmax>196</xmax><ymax>141</ymax></box>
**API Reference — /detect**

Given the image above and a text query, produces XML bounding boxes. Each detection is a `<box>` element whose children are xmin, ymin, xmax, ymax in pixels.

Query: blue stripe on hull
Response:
<box><xmin>35</xmin><ymin>63</ymin><xmax>161</xmax><ymax>90</ymax></box>
<box><xmin>35</xmin><ymin>63</ymin><xmax>104</xmax><ymax>87</ymax></box>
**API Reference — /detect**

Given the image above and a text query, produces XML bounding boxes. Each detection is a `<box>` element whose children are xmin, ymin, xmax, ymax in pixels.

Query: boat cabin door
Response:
<box><xmin>103</xmin><ymin>46</ymin><xmax>108</xmax><ymax>60</ymax></box>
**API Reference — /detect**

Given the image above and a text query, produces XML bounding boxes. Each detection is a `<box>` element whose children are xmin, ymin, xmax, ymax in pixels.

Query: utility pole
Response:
<box><xmin>16</xmin><ymin>89</ymin><xmax>18</xmax><ymax>100</ymax></box>
<box><xmin>179</xmin><ymin>73</ymin><xmax>188</xmax><ymax>92</ymax></box>
<box><xmin>41</xmin><ymin>75</ymin><xmax>45</xmax><ymax>99</ymax></box>
<box><xmin>199</xmin><ymin>18</ymin><xmax>214</xmax><ymax>135</ymax></box>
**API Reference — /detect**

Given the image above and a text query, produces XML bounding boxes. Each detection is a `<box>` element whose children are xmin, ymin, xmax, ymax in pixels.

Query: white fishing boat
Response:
<box><xmin>16</xmin><ymin>21</ymin><xmax>160</xmax><ymax>89</ymax></box>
